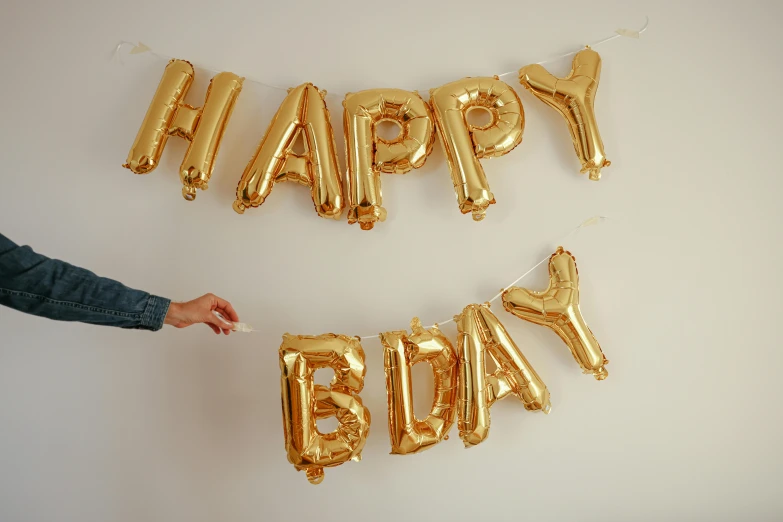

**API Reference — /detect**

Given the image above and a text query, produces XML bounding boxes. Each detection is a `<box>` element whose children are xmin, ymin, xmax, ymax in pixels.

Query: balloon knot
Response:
<box><xmin>182</xmin><ymin>186</ymin><xmax>196</xmax><ymax>201</ymax></box>
<box><xmin>410</xmin><ymin>317</ymin><xmax>423</xmax><ymax>331</ymax></box>
<box><xmin>306</xmin><ymin>468</ymin><xmax>325</xmax><ymax>485</ymax></box>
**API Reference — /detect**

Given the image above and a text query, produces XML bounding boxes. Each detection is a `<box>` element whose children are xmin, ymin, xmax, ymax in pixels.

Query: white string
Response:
<box><xmin>112</xmin><ymin>16</ymin><xmax>647</xmax><ymax>97</ymax></box>
<box><xmin>213</xmin><ymin>216</ymin><xmax>610</xmax><ymax>337</ymax></box>
<box><xmin>358</xmin><ymin>215</ymin><xmax>610</xmax><ymax>340</ymax></box>
<box><xmin>112</xmin><ymin>41</ymin><xmax>292</xmax><ymax>92</ymax></box>
<box><xmin>497</xmin><ymin>15</ymin><xmax>649</xmax><ymax>77</ymax></box>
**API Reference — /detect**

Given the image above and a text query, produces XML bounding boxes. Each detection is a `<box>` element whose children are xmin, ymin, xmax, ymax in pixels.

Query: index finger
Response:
<box><xmin>213</xmin><ymin>296</ymin><xmax>239</xmax><ymax>322</ymax></box>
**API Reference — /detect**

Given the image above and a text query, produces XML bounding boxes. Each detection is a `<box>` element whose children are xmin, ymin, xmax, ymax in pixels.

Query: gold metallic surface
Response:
<box><xmin>234</xmin><ymin>83</ymin><xmax>344</xmax><ymax>218</ymax></box>
<box><xmin>454</xmin><ymin>303</ymin><xmax>550</xmax><ymax>447</ymax></box>
<box><xmin>380</xmin><ymin>318</ymin><xmax>457</xmax><ymax>455</ymax></box>
<box><xmin>343</xmin><ymin>89</ymin><xmax>435</xmax><ymax>230</ymax></box>
<box><xmin>518</xmin><ymin>48</ymin><xmax>610</xmax><ymax>181</ymax></box>
<box><xmin>125</xmin><ymin>60</ymin><xmax>193</xmax><ymax>175</ymax></box>
<box><xmin>125</xmin><ymin>59</ymin><xmax>243</xmax><ymax>200</ymax></box>
<box><xmin>279</xmin><ymin>333</ymin><xmax>370</xmax><ymax>484</ymax></box>
<box><xmin>429</xmin><ymin>77</ymin><xmax>524</xmax><ymax>221</ymax></box>
<box><xmin>502</xmin><ymin>247</ymin><xmax>608</xmax><ymax>380</ymax></box>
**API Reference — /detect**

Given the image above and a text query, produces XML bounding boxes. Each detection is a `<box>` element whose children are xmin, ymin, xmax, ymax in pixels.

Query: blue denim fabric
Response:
<box><xmin>0</xmin><ymin>233</ymin><xmax>170</xmax><ymax>331</ymax></box>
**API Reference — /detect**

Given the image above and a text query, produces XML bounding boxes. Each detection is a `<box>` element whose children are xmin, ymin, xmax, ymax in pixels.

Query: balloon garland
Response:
<box><xmin>277</xmin><ymin>247</ymin><xmax>606</xmax><ymax>483</ymax></box>
<box><xmin>124</xmin><ymin>49</ymin><xmax>610</xmax><ymax>224</ymax></box>
<box><xmin>120</xmin><ymin>41</ymin><xmax>619</xmax><ymax>483</ymax></box>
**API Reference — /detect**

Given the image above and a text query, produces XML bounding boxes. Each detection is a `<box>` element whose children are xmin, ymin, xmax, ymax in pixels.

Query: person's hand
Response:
<box><xmin>164</xmin><ymin>293</ymin><xmax>239</xmax><ymax>335</ymax></box>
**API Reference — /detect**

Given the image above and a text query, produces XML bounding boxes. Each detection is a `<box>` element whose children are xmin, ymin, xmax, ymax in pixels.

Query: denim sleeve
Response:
<box><xmin>0</xmin><ymin>233</ymin><xmax>170</xmax><ymax>331</ymax></box>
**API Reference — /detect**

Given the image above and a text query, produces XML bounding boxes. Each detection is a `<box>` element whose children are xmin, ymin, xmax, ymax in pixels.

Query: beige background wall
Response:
<box><xmin>1</xmin><ymin>1</ymin><xmax>781</xmax><ymax>520</ymax></box>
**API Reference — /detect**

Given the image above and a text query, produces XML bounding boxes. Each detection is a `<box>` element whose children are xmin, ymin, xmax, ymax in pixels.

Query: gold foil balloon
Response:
<box><xmin>502</xmin><ymin>247</ymin><xmax>609</xmax><ymax>380</ymax></box>
<box><xmin>124</xmin><ymin>59</ymin><xmax>243</xmax><ymax>201</ymax></box>
<box><xmin>518</xmin><ymin>48</ymin><xmax>610</xmax><ymax>180</ymax></box>
<box><xmin>454</xmin><ymin>303</ymin><xmax>550</xmax><ymax>447</ymax></box>
<box><xmin>234</xmin><ymin>83</ymin><xmax>344</xmax><ymax>218</ymax></box>
<box><xmin>279</xmin><ymin>333</ymin><xmax>371</xmax><ymax>484</ymax></box>
<box><xmin>380</xmin><ymin>318</ymin><xmax>457</xmax><ymax>455</ymax></box>
<box><xmin>429</xmin><ymin>77</ymin><xmax>524</xmax><ymax>221</ymax></box>
<box><xmin>343</xmin><ymin>89</ymin><xmax>435</xmax><ymax>230</ymax></box>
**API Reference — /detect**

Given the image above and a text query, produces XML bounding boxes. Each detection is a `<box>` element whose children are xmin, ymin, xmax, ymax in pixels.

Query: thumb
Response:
<box><xmin>207</xmin><ymin>310</ymin><xmax>234</xmax><ymax>329</ymax></box>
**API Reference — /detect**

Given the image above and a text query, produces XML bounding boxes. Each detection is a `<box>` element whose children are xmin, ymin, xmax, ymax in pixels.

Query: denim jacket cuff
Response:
<box><xmin>140</xmin><ymin>295</ymin><xmax>171</xmax><ymax>331</ymax></box>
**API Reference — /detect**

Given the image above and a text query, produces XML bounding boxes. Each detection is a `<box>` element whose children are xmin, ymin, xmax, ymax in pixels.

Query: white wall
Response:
<box><xmin>1</xmin><ymin>1</ymin><xmax>781</xmax><ymax>520</ymax></box>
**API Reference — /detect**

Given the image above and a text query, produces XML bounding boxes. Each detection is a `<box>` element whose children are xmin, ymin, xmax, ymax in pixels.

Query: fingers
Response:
<box><xmin>209</xmin><ymin>294</ymin><xmax>239</xmax><ymax>322</ymax></box>
<box><xmin>211</xmin><ymin>309</ymin><xmax>234</xmax><ymax>329</ymax></box>
<box><xmin>205</xmin><ymin>319</ymin><xmax>230</xmax><ymax>336</ymax></box>
<box><xmin>206</xmin><ymin>314</ymin><xmax>233</xmax><ymax>335</ymax></box>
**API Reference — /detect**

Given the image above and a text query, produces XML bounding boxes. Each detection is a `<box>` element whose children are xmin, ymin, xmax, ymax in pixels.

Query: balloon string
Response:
<box><xmin>357</xmin><ymin>215</ymin><xmax>611</xmax><ymax>341</ymax></box>
<box><xmin>111</xmin><ymin>16</ymin><xmax>647</xmax><ymax>97</ymax></box>
<box><xmin>499</xmin><ymin>14</ymin><xmax>649</xmax><ymax>75</ymax></box>
<box><xmin>213</xmin><ymin>216</ymin><xmax>610</xmax><ymax>337</ymax></box>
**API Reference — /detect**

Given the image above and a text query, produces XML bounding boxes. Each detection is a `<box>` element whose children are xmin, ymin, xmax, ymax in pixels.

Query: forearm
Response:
<box><xmin>0</xmin><ymin>233</ymin><xmax>170</xmax><ymax>331</ymax></box>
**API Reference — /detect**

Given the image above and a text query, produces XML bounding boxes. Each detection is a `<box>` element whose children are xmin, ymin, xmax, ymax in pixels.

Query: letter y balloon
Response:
<box><xmin>518</xmin><ymin>48</ymin><xmax>610</xmax><ymax>181</ymax></box>
<box><xmin>502</xmin><ymin>247</ymin><xmax>609</xmax><ymax>380</ymax></box>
